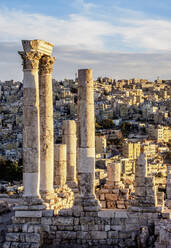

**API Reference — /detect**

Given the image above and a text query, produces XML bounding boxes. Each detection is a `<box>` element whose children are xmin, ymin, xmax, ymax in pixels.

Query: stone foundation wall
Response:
<box><xmin>155</xmin><ymin>215</ymin><xmax>171</xmax><ymax>248</ymax></box>
<box><xmin>3</xmin><ymin>209</ymin><xmax>162</xmax><ymax>248</ymax></box>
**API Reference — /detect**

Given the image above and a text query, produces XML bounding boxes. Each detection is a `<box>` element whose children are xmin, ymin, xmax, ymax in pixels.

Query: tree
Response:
<box><xmin>121</xmin><ymin>122</ymin><xmax>131</xmax><ymax>137</ymax></box>
<box><xmin>101</xmin><ymin>119</ymin><xmax>115</xmax><ymax>129</ymax></box>
<box><xmin>95</xmin><ymin>122</ymin><xmax>102</xmax><ymax>129</ymax></box>
<box><xmin>0</xmin><ymin>159</ymin><xmax>22</xmax><ymax>182</ymax></box>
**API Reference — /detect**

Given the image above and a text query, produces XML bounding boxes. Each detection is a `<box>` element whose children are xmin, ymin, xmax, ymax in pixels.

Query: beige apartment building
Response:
<box><xmin>95</xmin><ymin>135</ymin><xmax>107</xmax><ymax>154</ymax></box>
<box><xmin>122</xmin><ymin>140</ymin><xmax>141</xmax><ymax>160</ymax></box>
<box><xmin>148</xmin><ymin>125</ymin><xmax>171</xmax><ymax>142</ymax></box>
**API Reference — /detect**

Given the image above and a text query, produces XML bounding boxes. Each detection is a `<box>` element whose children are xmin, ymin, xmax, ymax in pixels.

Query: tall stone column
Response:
<box><xmin>18</xmin><ymin>49</ymin><xmax>41</xmax><ymax>198</ymax></box>
<box><xmin>62</xmin><ymin>120</ymin><xmax>77</xmax><ymax>187</ymax></box>
<box><xmin>76</xmin><ymin>69</ymin><xmax>100</xmax><ymax>210</ymax></box>
<box><xmin>39</xmin><ymin>55</ymin><xmax>56</xmax><ymax>196</ymax></box>
<box><xmin>166</xmin><ymin>164</ymin><xmax>171</xmax><ymax>209</ymax></box>
<box><xmin>54</xmin><ymin>144</ymin><xmax>67</xmax><ymax>187</ymax></box>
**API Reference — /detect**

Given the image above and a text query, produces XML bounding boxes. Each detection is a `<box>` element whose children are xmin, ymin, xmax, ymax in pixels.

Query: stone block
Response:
<box><xmin>91</xmin><ymin>231</ymin><xmax>107</xmax><ymax>240</ymax></box>
<box><xmin>81</xmin><ymin>224</ymin><xmax>88</xmax><ymax>231</ymax></box>
<box><xmin>80</xmin><ymin>217</ymin><xmax>94</xmax><ymax>225</ymax></box>
<box><xmin>52</xmin><ymin>216</ymin><xmax>74</xmax><ymax>225</ymax></box>
<box><xmin>108</xmin><ymin>231</ymin><xmax>118</xmax><ymax>239</ymax></box>
<box><xmin>2</xmin><ymin>242</ymin><xmax>11</xmax><ymax>248</ymax></box>
<box><xmin>41</xmin><ymin>217</ymin><xmax>52</xmax><ymax>225</ymax></box>
<box><xmin>6</xmin><ymin>233</ymin><xmax>20</xmax><ymax>242</ymax></box>
<box><xmin>83</xmin><ymin>206</ymin><xmax>100</xmax><ymax>212</ymax></box>
<box><xmin>63</xmin><ymin>231</ymin><xmax>77</xmax><ymax>240</ymax></box>
<box><xmin>22</xmin><ymin>223</ymin><xmax>28</xmax><ymax>232</ymax></box>
<box><xmin>105</xmin><ymin>225</ymin><xmax>111</xmax><ymax>231</ymax></box>
<box><xmin>117</xmin><ymin>202</ymin><xmax>125</xmax><ymax>209</ymax></box>
<box><xmin>77</xmin><ymin>231</ymin><xmax>91</xmax><ymax>239</ymax></box>
<box><xmin>34</xmin><ymin>225</ymin><xmax>41</xmax><ymax>233</ymax></box>
<box><xmin>7</xmin><ymin>225</ymin><xmax>14</xmax><ymax>232</ymax></box>
<box><xmin>100</xmin><ymin>201</ymin><xmax>106</xmax><ymax>208</ymax></box>
<box><xmin>100</xmin><ymin>194</ymin><xmax>105</xmax><ymax>201</ymax></box>
<box><xmin>25</xmin><ymin>233</ymin><xmax>40</xmax><ymax>243</ymax></box>
<box><xmin>11</xmin><ymin>243</ymin><xmax>20</xmax><ymax>248</ymax></box>
<box><xmin>105</xmin><ymin>194</ymin><xmax>117</xmax><ymax>201</ymax></box>
<box><xmin>98</xmin><ymin>210</ymin><xmax>115</xmax><ymax>218</ymax></box>
<box><xmin>30</xmin><ymin>244</ymin><xmax>40</xmax><ymax>248</ymax></box>
<box><xmin>100</xmin><ymin>189</ymin><xmax>109</xmax><ymax>194</ymax></box>
<box><xmin>146</xmin><ymin>187</ymin><xmax>155</xmax><ymax>196</ymax></box>
<box><xmin>135</xmin><ymin>186</ymin><xmax>145</xmax><ymax>196</ymax></box>
<box><xmin>58</xmin><ymin>225</ymin><xmax>73</xmax><ymax>231</ymax></box>
<box><xmin>145</xmin><ymin>177</ymin><xmax>154</xmax><ymax>186</ymax></box>
<box><xmin>28</xmin><ymin>225</ymin><xmax>34</xmax><ymax>233</ymax></box>
<box><xmin>42</xmin><ymin>210</ymin><xmax>54</xmax><ymax>217</ymax></box>
<box><xmin>111</xmin><ymin>225</ymin><xmax>122</xmax><ymax>231</ymax></box>
<box><xmin>58</xmin><ymin>209</ymin><xmax>73</xmax><ymax>217</ymax></box>
<box><xmin>15</xmin><ymin>211</ymin><xmax>42</xmax><ymax>218</ymax></box>
<box><xmin>20</xmin><ymin>233</ymin><xmax>26</xmax><ymax>242</ymax></box>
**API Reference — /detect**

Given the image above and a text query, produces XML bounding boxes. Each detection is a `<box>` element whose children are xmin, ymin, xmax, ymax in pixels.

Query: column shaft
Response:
<box><xmin>77</xmin><ymin>69</ymin><xmax>96</xmax><ymax>197</ymax></box>
<box><xmin>62</xmin><ymin>120</ymin><xmax>77</xmax><ymax>185</ymax></box>
<box><xmin>54</xmin><ymin>144</ymin><xmax>67</xmax><ymax>186</ymax></box>
<box><xmin>39</xmin><ymin>55</ymin><xmax>55</xmax><ymax>195</ymax></box>
<box><xmin>19</xmin><ymin>51</ymin><xmax>41</xmax><ymax>198</ymax></box>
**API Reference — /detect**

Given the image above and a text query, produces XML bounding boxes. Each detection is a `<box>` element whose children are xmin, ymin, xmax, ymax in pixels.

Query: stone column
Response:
<box><xmin>76</xmin><ymin>69</ymin><xmax>99</xmax><ymax>209</ymax></box>
<box><xmin>39</xmin><ymin>55</ymin><xmax>56</xmax><ymax>196</ymax></box>
<box><xmin>54</xmin><ymin>144</ymin><xmax>67</xmax><ymax>187</ymax></box>
<box><xmin>129</xmin><ymin>151</ymin><xmax>158</xmax><ymax>211</ymax></box>
<box><xmin>107</xmin><ymin>162</ymin><xmax>121</xmax><ymax>186</ymax></box>
<box><xmin>18</xmin><ymin>49</ymin><xmax>41</xmax><ymax>198</ymax></box>
<box><xmin>62</xmin><ymin>120</ymin><xmax>77</xmax><ymax>187</ymax></box>
<box><xmin>166</xmin><ymin>164</ymin><xmax>171</xmax><ymax>209</ymax></box>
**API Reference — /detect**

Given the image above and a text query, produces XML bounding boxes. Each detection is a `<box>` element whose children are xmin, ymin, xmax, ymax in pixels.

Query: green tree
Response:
<box><xmin>0</xmin><ymin>159</ymin><xmax>22</xmax><ymax>182</ymax></box>
<box><xmin>101</xmin><ymin>119</ymin><xmax>115</xmax><ymax>129</ymax></box>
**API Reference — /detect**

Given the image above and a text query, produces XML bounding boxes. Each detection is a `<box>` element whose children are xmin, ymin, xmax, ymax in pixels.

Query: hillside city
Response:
<box><xmin>0</xmin><ymin>77</ymin><xmax>171</xmax><ymax>201</ymax></box>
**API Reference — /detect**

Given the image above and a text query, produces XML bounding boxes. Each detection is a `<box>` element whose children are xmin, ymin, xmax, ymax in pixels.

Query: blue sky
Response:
<box><xmin>1</xmin><ymin>0</ymin><xmax>171</xmax><ymax>80</ymax></box>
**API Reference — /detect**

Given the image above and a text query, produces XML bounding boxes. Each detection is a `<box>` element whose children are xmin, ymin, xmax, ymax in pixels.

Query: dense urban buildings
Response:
<box><xmin>0</xmin><ymin>40</ymin><xmax>171</xmax><ymax>247</ymax></box>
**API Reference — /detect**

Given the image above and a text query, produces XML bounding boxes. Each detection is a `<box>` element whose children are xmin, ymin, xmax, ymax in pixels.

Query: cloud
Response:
<box><xmin>1</xmin><ymin>42</ymin><xmax>171</xmax><ymax>82</ymax></box>
<box><xmin>0</xmin><ymin>8</ymin><xmax>113</xmax><ymax>50</ymax></box>
<box><xmin>113</xmin><ymin>18</ymin><xmax>171</xmax><ymax>51</ymax></box>
<box><xmin>1</xmin><ymin>5</ymin><xmax>171</xmax><ymax>81</ymax></box>
<box><xmin>1</xmin><ymin>6</ymin><xmax>171</xmax><ymax>53</ymax></box>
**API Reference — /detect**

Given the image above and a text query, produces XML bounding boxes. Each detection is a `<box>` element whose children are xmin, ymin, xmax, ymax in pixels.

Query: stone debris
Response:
<box><xmin>96</xmin><ymin>163</ymin><xmax>132</xmax><ymax>209</ymax></box>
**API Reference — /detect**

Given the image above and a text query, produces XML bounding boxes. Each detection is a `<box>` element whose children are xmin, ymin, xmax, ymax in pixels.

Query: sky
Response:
<box><xmin>1</xmin><ymin>0</ymin><xmax>171</xmax><ymax>81</ymax></box>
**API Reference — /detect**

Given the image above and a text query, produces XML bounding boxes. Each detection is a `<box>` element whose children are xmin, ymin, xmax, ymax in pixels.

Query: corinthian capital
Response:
<box><xmin>39</xmin><ymin>55</ymin><xmax>56</xmax><ymax>74</ymax></box>
<box><xmin>18</xmin><ymin>51</ymin><xmax>42</xmax><ymax>70</ymax></box>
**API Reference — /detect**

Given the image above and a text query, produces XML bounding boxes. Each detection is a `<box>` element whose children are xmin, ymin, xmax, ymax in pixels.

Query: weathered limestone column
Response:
<box><xmin>166</xmin><ymin>164</ymin><xmax>171</xmax><ymax>209</ymax></box>
<box><xmin>107</xmin><ymin>162</ymin><xmax>121</xmax><ymax>185</ymax></box>
<box><xmin>134</xmin><ymin>152</ymin><xmax>147</xmax><ymax>197</ymax></box>
<box><xmin>76</xmin><ymin>69</ymin><xmax>100</xmax><ymax>210</ymax></box>
<box><xmin>39</xmin><ymin>54</ymin><xmax>56</xmax><ymax>196</ymax></box>
<box><xmin>129</xmin><ymin>151</ymin><xmax>158</xmax><ymax>211</ymax></box>
<box><xmin>62</xmin><ymin>120</ymin><xmax>77</xmax><ymax>187</ymax></box>
<box><xmin>18</xmin><ymin>42</ymin><xmax>42</xmax><ymax>198</ymax></box>
<box><xmin>54</xmin><ymin>144</ymin><xmax>67</xmax><ymax>187</ymax></box>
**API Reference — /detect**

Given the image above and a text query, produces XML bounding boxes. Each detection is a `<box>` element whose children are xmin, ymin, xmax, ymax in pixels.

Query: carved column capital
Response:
<box><xmin>18</xmin><ymin>51</ymin><xmax>42</xmax><ymax>70</ymax></box>
<box><xmin>39</xmin><ymin>55</ymin><xmax>56</xmax><ymax>74</ymax></box>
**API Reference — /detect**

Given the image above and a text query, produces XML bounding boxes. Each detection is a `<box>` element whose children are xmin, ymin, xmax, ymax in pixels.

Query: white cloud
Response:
<box><xmin>1</xmin><ymin>6</ymin><xmax>171</xmax><ymax>52</ymax></box>
<box><xmin>0</xmin><ymin>8</ymin><xmax>113</xmax><ymax>50</ymax></box>
<box><xmin>1</xmin><ymin>42</ymin><xmax>171</xmax><ymax>82</ymax></box>
<box><xmin>1</xmin><ymin>5</ymin><xmax>171</xmax><ymax>80</ymax></box>
<box><xmin>113</xmin><ymin>18</ymin><xmax>171</xmax><ymax>51</ymax></box>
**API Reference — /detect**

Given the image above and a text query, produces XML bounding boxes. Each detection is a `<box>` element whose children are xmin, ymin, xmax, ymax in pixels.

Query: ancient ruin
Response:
<box><xmin>2</xmin><ymin>39</ymin><xmax>171</xmax><ymax>248</ymax></box>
